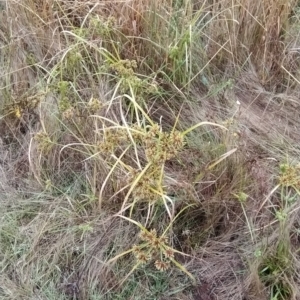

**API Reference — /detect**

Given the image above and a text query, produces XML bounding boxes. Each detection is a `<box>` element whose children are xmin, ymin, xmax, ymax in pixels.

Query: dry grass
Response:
<box><xmin>1</xmin><ymin>0</ymin><xmax>300</xmax><ymax>299</ymax></box>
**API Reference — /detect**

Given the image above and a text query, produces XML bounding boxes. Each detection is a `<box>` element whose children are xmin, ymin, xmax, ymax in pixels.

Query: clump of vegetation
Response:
<box><xmin>1</xmin><ymin>1</ymin><xmax>300</xmax><ymax>299</ymax></box>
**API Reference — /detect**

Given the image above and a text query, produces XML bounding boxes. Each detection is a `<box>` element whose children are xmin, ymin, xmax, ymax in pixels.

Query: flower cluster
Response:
<box><xmin>89</xmin><ymin>16</ymin><xmax>116</xmax><ymax>37</ymax></box>
<box><xmin>97</xmin><ymin>127</ymin><xmax>129</xmax><ymax>154</ymax></box>
<box><xmin>143</xmin><ymin>123</ymin><xmax>185</xmax><ymax>164</ymax></box>
<box><xmin>127</xmin><ymin>123</ymin><xmax>185</xmax><ymax>203</ymax></box>
<box><xmin>279</xmin><ymin>163</ymin><xmax>300</xmax><ymax>188</ymax></box>
<box><xmin>110</xmin><ymin>59</ymin><xmax>137</xmax><ymax>77</ymax></box>
<box><xmin>108</xmin><ymin>59</ymin><xmax>147</xmax><ymax>93</ymax></box>
<box><xmin>62</xmin><ymin>107</ymin><xmax>76</xmax><ymax>120</ymax></box>
<box><xmin>34</xmin><ymin>131</ymin><xmax>53</xmax><ymax>153</ymax></box>
<box><xmin>65</xmin><ymin>48</ymin><xmax>83</xmax><ymax>72</ymax></box>
<box><xmin>129</xmin><ymin>167</ymin><xmax>161</xmax><ymax>203</ymax></box>
<box><xmin>87</xmin><ymin>97</ymin><xmax>102</xmax><ymax>114</ymax></box>
<box><xmin>133</xmin><ymin>228</ymin><xmax>174</xmax><ymax>271</ymax></box>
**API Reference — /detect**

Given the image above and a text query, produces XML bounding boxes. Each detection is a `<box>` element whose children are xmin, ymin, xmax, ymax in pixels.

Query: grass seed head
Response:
<box><xmin>154</xmin><ymin>260</ymin><xmax>170</xmax><ymax>271</ymax></box>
